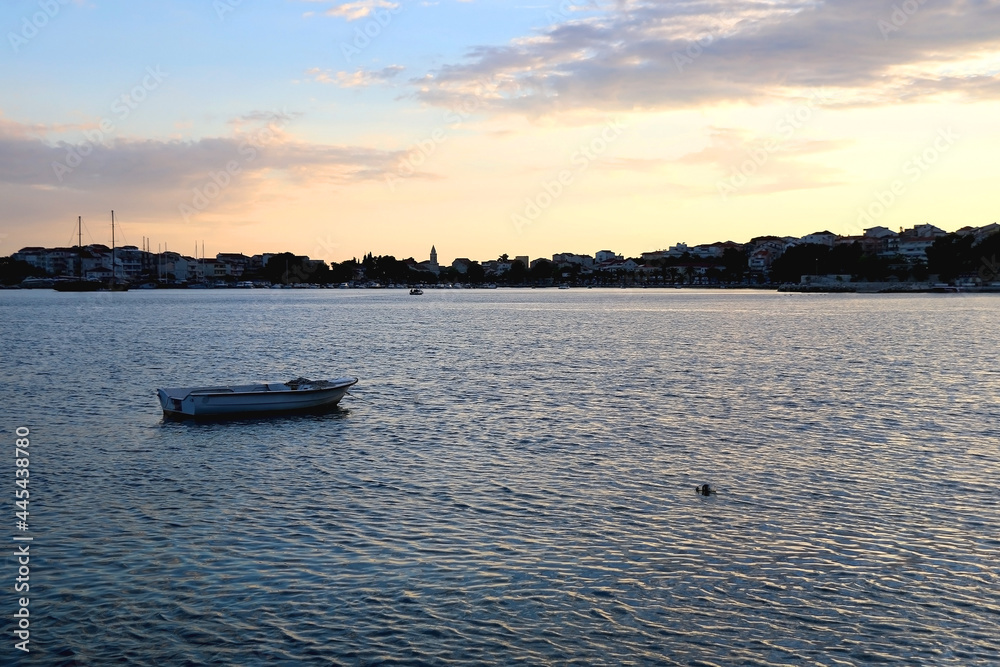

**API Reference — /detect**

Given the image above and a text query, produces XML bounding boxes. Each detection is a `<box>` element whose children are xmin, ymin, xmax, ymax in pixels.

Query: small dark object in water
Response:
<box><xmin>696</xmin><ymin>484</ymin><xmax>716</xmax><ymax>496</ymax></box>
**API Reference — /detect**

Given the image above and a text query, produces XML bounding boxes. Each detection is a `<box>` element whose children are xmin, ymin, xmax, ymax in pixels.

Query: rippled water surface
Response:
<box><xmin>2</xmin><ymin>289</ymin><xmax>999</xmax><ymax>665</ymax></box>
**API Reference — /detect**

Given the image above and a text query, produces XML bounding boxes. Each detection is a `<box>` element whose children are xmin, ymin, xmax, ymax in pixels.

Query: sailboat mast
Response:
<box><xmin>111</xmin><ymin>210</ymin><xmax>116</xmax><ymax>288</ymax></box>
<box><xmin>77</xmin><ymin>216</ymin><xmax>82</xmax><ymax>279</ymax></box>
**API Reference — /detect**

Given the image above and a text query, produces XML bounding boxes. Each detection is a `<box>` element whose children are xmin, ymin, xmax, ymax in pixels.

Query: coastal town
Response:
<box><xmin>3</xmin><ymin>221</ymin><xmax>999</xmax><ymax>290</ymax></box>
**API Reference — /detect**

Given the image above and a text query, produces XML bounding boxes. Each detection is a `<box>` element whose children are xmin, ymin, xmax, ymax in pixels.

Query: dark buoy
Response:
<box><xmin>696</xmin><ymin>484</ymin><xmax>717</xmax><ymax>496</ymax></box>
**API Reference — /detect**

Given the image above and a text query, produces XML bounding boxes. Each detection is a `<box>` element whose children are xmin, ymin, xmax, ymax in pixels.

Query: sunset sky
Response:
<box><xmin>2</xmin><ymin>0</ymin><xmax>998</xmax><ymax>264</ymax></box>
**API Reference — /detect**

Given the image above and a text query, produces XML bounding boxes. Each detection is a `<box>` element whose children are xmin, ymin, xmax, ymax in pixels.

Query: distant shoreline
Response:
<box><xmin>4</xmin><ymin>282</ymin><xmax>999</xmax><ymax>294</ymax></box>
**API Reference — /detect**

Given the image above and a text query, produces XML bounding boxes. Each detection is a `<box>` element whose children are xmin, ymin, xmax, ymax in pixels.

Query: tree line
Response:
<box><xmin>2</xmin><ymin>231</ymin><xmax>997</xmax><ymax>286</ymax></box>
<box><xmin>769</xmin><ymin>231</ymin><xmax>1000</xmax><ymax>284</ymax></box>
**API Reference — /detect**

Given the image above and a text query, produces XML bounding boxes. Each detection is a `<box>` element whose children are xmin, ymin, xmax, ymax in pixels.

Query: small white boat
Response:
<box><xmin>157</xmin><ymin>376</ymin><xmax>358</xmax><ymax>417</ymax></box>
<box><xmin>409</xmin><ymin>288</ymin><xmax>423</xmax><ymax>295</ymax></box>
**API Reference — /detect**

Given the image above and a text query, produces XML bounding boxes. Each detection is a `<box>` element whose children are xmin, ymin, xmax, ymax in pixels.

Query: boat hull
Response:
<box><xmin>53</xmin><ymin>280</ymin><xmax>102</xmax><ymax>292</ymax></box>
<box><xmin>157</xmin><ymin>377</ymin><xmax>358</xmax><ymax>417</ymax></box>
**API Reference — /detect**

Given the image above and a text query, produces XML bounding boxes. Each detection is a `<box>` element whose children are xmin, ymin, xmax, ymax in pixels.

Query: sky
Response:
<box><xmin>1</xmin><ymin>0</ymin><xmax>999</xmax><ymax>264</ymax></box>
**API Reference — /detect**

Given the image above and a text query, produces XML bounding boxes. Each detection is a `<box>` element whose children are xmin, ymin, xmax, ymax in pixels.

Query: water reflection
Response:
<box><xmin>159</xmin><ymin>404</ymin><xmax>351</xmax><ymax>426</ymax></box>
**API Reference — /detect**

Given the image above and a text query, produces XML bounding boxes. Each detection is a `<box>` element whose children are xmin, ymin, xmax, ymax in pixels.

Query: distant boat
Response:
<box><xmin>558</xmin><ymin>284</ymin><xmax>570</xmax><ymax>289</ymax></box>
<box><xmin>53</xmin><ymin>278</ymin><xmax>102</xmax><ymax>292</ymax></box>
<box><xmin>157</xmin><ymin>376</ymin><xmax>358</xmax><ymax>417</ymax></box>
<box><xmin>19</xmin><ymin>278</ymin><xmax>57</xmax><ymax>289</ymax></box>
<box><xmin>409</xmin><ymin>288</ymin><xmax>424</xmax><ymax>295</ymax></box>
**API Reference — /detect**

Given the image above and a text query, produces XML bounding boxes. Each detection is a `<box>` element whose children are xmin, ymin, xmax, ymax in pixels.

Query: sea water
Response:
<box><xmin>1</xmin><ymin>288</ymin><xmax>998</xmax><ymax>665</ymax></box>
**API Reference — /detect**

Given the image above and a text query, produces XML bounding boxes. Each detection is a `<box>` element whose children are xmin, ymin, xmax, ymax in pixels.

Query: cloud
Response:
<box><xmin>413</xmin><ymin>0</ymin><xmax>1000</xmax><ymax>117</ymax></box>
<box><xmin>306</xmin><ymin>65</ymin><xmax>405</xmax><ymax>88</ymax></box>
<box><xmin>599</xmin><ymin>156</ymin><xmax>673</xmax><ymax>172</ymax></box>
<box><xmin>0</xmin><ymin>114</ymin><xmax>418</xmax><ymax>245</ymax></box>
<box><xmin>301</xmin><ymin>0</ymin><xmax>401</xmax><ymax>21</ymax></box>
<box><xmin>0</xmin><ymin>115</ymin><xmax>405</xmax><ymax>224</ymax></box>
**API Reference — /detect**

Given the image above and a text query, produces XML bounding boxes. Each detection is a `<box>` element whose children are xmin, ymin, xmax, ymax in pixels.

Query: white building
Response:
<box><xmin>155</xmin><ymin>252</ymin><xmax>200</xmax><ymax>282</ymax></box>
<box><xmin>690</xmin><ymin>244</ymin><xmax>722</xmax><ymax>258</ymax></box>
<box><xmin>896</xmin><ymin>224</ymin><xmax>947</xmax><ymax>260</ymax></box>
<box><xmin>864</xmin><ymin>226</ymin><xmax>897</xmax><ymax>239</ymax></box>
<box><xmin>974</xmin><ymin>223</ymin><xmax>1000</xmax><ymax>242</ymax></box>
<box><xmin>640</xmin><ymin>250</ymin><xmax>669</xmax><ymax>262</ymax></box>
<box><xmin>595</xmin><ymin>250</ymin><xmax>621</xmax><ymax>263</ymax></box>
<box><xmin>801</xmin><ymin>231</ymin><xmax>838</xmax><ymax>246</ymax></box>
<box><xmin>482</xmin><ymin>260</ymin><xmax>511</xmax><ymax>276</ymax></box>
<box><xmin>552</xmin><ymin>253</ymin><xmax>594</xmax><ymax>268</ymax></box>
<box><xmin>667</xmin><ymin>242</ymin><xmax>689</xmax><ymax>257</ymax></box>
<box><xmin>113</xmin><ymin>246</ymin><xmax>145</xmax><ymax>280</ymax></box>
<box><xmin>603</xmin><ymin>258</ymin><xmax>639</xmax><ymax>272</ymax></box>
